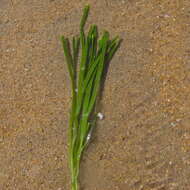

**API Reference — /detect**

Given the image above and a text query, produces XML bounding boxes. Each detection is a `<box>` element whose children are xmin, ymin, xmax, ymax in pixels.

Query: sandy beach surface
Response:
<box><xmin>0</xmin><ymin>0</ymin><xmax>190</xmax><ymax>189</ymax></box>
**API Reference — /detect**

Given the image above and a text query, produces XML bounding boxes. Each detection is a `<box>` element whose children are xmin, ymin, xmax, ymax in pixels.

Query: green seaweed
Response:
<box><xmin>61</xmin><ymin>5</ymin><xmax>121</xmax><ymax>190</ymax></box>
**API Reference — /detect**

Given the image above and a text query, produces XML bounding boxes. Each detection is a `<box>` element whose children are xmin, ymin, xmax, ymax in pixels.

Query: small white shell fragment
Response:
<box><xmin>86</xmin><ymin>133</ymin><xmax>91</xmax><ymax>142</ymax></box>
<box><xmin>97</xmin><ymin>112</ymin><xmax>104</xmax><ymax>120</ymax></box>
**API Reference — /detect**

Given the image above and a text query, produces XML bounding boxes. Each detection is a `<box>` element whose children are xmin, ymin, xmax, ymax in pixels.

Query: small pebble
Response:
<box><xmin>164</xmin><ymin>14</ymin><xmax>170</xmax><ymax>18</ymax></box>
<box><xmin>171</xmin><ymin>122</ymin><xmax>176</xmax><ymax>127</ymax></box>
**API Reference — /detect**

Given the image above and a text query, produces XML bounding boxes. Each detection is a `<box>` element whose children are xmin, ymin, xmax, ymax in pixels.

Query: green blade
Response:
<box><xmin>80</xmin><ymin>5</ymin><xmax>90</xmax><ymax>32</ymax></box>
<box><xmin>87</xmin><ymin>31</ymin><xmax>109</xmax><ymax>113</ymax></box>
<box><xmin>61</xmin><ymin>36</ymin><xmax>74</xmax><ymax>83</ymax></box>
<box><xmin>106</xmin><ymin>39</ymin><xmax>121</xmax><ymax>63</ymax></box>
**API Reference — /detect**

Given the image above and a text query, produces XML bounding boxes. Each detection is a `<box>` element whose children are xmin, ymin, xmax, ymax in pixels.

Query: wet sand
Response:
<box><xmin>0</xmin><ymin>0</ymin><xmax>190</xmax><ymax>189</ymax></box>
